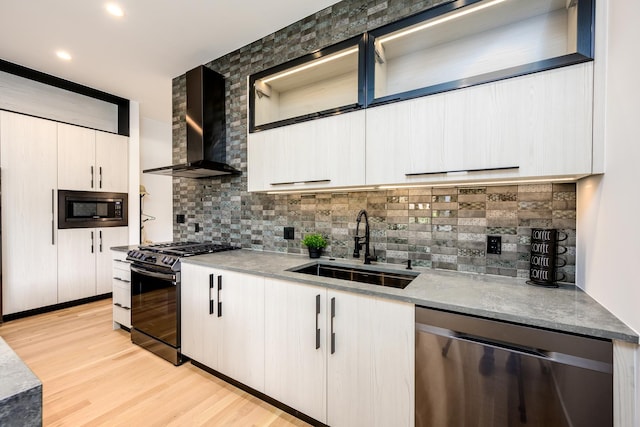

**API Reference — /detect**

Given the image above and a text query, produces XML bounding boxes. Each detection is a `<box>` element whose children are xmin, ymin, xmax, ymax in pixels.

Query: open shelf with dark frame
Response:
<box><xmin>365</xmin><ymin>0</ymin><xmax>595</xmax><ymax>107</ymax></box>
<box><xmin>248</xmin><ymin>35</ymin><xmax>367</xmax><ymax>133</ymax></box>
<box><xmin>0</xmin><ymin>58</ymin><xmax>130</xmax><ymax>136</ymax></box>
<box><xmin>248</xmin><ymin>0</ymin><xmax>595</xmax><ymax>133</ymax></box>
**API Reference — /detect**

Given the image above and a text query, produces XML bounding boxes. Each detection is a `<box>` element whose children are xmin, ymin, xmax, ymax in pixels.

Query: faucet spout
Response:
<box><xmin>354</xmin><ymin>209</ymin><xmax>374</xmax><ymax>264</ymax></box>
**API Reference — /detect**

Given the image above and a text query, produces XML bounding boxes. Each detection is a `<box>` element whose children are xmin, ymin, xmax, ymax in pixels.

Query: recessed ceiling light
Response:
<box><xmin>56</xmin><ymin>50</ymin><xmax>72</xmax><ymax>61</ymax></box>
<box><xmin>105</xmin><ymin>3</ymin><xmax>124</xmax><ymax>17</ymax></box>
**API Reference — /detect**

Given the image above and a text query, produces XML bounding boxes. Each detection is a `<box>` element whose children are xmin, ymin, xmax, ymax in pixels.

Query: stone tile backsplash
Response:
<box><xmin>171</xmin><ymin>0</ymin><xmax>577</xmax><ymax>283</ymax></box>
<box><xmin>174</xmin><ymin>182</ymin><xmax>576</xmax><ymax>283</ymax></box>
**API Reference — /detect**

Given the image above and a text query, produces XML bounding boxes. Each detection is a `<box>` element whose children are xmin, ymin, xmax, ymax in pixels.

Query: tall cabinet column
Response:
<box><xmin>1</xmin><ymin>111</ymin><xmax>58</xmax><ymax>315</ymax></box>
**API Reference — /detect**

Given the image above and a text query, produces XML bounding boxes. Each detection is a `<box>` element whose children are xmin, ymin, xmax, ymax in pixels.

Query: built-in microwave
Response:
<box><xmin>58</xmin><ymin>190</ymin><xmax>128</xmax><ymax>229</ymax></box>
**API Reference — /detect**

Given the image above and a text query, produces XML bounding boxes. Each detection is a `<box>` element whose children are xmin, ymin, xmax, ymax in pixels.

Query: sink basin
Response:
<box><xmin>289</xmin><ymin>262</ymin><xmax>418</xmax><ymax>289</ymax></box>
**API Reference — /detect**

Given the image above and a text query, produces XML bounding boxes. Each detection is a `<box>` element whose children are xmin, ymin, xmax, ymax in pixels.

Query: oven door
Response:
<box><xmin>130</xmin><ymin>265</ymin><xmax>179</xmax><ymax>351</ymax></box>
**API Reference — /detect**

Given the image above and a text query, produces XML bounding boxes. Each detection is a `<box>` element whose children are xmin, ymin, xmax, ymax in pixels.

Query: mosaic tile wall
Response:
<box><xmin>172</xmin><ymin>0</ymin><xmax>577</xmax><ymax>282</ymax></box>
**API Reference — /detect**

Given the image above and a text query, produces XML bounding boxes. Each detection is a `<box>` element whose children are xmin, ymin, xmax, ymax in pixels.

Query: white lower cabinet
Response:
<box><xmin>183</xmin><ymin>266</ymin><xmax>415</xmax><ymax>426</ymax></box>
<box><xmin>264</xmin><ymin>279</ymin><xmax>327</xmax><ymax>423</ymax></box>
<box><xmin>111</xmin><ymin>250</ymin><xmax>131</xmax><ymax>329</ymax></box>
<box><xmin>181</xmin><ymin>264</ymin><xmax>265</xmax><ymax>392</ymax></box>
<box><xmin>217</xmin><ymin>269</ymin><xmax>265</xmax><ymax>392</ymax></box>
<box><xmin>58</xmin><ymin>227</ymin><xmax>128</xmax><ymax>303</ymax></box>
<box><xmin>326</xmin><ymin>289</ymin><xmax>415</xmax><ymax>427</ymax></box>
<box><xmin>181</xmin><ymin>263</ymin><xmax>220</xmax><ymax>368</ymax></box>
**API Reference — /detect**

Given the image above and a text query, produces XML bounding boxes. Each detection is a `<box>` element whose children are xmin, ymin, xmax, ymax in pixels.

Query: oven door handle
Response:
<box><xmin>131</xmin><ymin>265</ymin><xmax>176</xmax><ymax>282</ymax></box>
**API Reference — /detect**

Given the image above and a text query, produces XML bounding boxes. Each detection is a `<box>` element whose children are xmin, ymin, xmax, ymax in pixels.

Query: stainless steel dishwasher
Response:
<box><xmin>415</xmin><ymin>306</ymin><xmax>613</xmax><ymax>427</ymax></box>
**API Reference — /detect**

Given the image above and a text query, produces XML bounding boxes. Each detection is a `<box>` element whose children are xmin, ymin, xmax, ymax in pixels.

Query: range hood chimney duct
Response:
<box><xmin>143</xmin><ymin>65</ymin><xmax>241</xmax><ymax>178</ymax></box>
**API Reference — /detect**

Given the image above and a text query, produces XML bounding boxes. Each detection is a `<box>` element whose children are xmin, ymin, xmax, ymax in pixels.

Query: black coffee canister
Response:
<box><xmin>527</xmin><ymin>228</ymin><xmax>567</xmax><ymax>287</ymax></box>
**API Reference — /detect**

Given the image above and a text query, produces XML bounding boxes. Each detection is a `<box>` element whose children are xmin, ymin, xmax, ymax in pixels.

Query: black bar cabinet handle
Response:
<box><xmin>90</xmin><ymin>231</ymin><xmax>94</xmax><ymax>253</ymax></box>
<box><xmin>405</xmin><ymin>166</ymin><xmax>519</xmax><ymax>177</ymax></box>
<box><xmin>315</xmin><ymin>294</ymin><xmax>321</xmax><ymax>350</ymax></box>
<box><xmin>209</xmin><ymin>274</ymin><xmax>214</xmax><ymax>315</ymax></box>
<box><xmin>330</xmin><ymin>297</ymin><xmax>336</xmax><ymax>354</ymax></box>
<box><xmin>51</xmin><ymin>189</ymin><xmax>55</xmax><ymax>245</ymax></box>
<box><xmin>91</xmin><ymin>165</ymin><xmax>94</xmax><ymax>188</ymax></box>
<box><xmin>99</xmin><ymin>166</ymin><xmax>103</xmax><ymax>188</ymax></box>
<box><xmin>217</xmin><ymin>275</ymin><xmax>222</xmax><ymax>317</ymax></box>
<box><xmin>99</xmin><ymin>230</ymin><xmax>103</xmax><ymax>252</ymax></box>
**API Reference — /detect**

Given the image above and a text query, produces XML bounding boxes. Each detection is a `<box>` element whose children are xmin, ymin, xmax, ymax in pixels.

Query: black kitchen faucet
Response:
<box><xmin>353</xmin><ymin>209</ymin><xmax>375</xmax><ymax>264</ymax></box>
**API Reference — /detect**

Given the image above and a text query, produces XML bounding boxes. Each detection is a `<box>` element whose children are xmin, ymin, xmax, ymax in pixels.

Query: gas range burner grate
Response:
<box><xmin>138</xmin><ymin>241</ymin><xmax>239</xmax><ymax>256</ymax></box>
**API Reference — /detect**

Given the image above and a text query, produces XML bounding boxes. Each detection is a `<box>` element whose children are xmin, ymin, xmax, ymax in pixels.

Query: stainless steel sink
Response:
<box><xmin>289</xmin><ymin>262</ymin><xmax>418</xmax><ymax>289</ymax></box>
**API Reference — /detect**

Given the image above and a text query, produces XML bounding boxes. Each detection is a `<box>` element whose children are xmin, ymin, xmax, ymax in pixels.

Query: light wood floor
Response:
<box><xmin>0</xmin><ymin>299</ymin><xmax>310</xmax><ymax>427</ymax></box>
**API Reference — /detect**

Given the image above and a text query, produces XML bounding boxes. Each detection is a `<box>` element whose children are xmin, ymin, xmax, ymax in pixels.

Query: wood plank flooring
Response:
<box><xmin>0</xmin><ymin>299</ymin><xmax>310</xmax><ymax>426</ymax></box>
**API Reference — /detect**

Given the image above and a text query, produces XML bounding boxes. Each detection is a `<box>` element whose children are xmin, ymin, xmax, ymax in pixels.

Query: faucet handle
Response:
<box><xmin>365</xmin><ymin>246</ymin><xmax>377</xmax><ymax>264</ymax></box>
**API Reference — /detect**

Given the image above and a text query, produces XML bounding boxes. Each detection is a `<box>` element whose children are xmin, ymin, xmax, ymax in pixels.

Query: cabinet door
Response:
<box><xmin>96</xmin><ymin>132</ymin><xmax>128</xmax><ymax>193</ymax></box>
<box><xmin>513</xmin><ymin>63</ymin><xmax>593</xmax><ymax>177</ymax></box>
<box><xmin>264</xmin><ymin>279</ymin><xmax>327</xmax><ymax>423</ymax></box>
<box><xmin>247</xmin><ymin>110</ymin><xmax>365</xmax><ymax>192</ymax></box>
<box><xmin>367</xmin><ymin>85</ymin><xmax>519</xmax><ymax>185</ymax></box>
<box><xmin>217</xmin><ymin>269</ymin><xmax>265</xmax><ymax>392</ymax></box>
<box><xmin>366</xmin><ymin>95</ymin><xmax>444</xmax><ymax>185</ymax></box>
<box><xmin>327</xmin><ymin>290</ymin><xmax>414</xmax><ymax>427</ymax></box>
<box><xmin>57</xmin><ymin>228</ymin><xmax>97</xmax><ymax>303</ymax></box>
<box><xmin>58</xmin><ymin>124</ymin><xmax>96</xmax><ymax>191</ymax></box>
<box><xmin>0</xmin><ymin>112</ymin><xmax>59</xmax><ymax>314</ymax></box>
<box><xmin>366</xmin><ymin>63</ymin><xmax>592</xmax><ymax>186</ymax></box>
<box><xmin>181</xmin><ymin>263</ymin><xmax>220</xmax><ymax>370</ymax></box>
<box><xmin>96</xmin><ymin>227</ymin><xmax>129</xmax><ymax>295</ymax></box>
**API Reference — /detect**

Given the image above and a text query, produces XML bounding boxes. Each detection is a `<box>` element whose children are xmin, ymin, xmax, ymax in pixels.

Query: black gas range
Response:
<box><xmin>127</xmin><ymin>241</ymin><xmax>239</xmax><ymax>365</ymax></box>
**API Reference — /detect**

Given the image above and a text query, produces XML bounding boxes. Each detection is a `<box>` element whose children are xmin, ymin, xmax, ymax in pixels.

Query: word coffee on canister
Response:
<box><xmin>527</xmin><ymin>228</ymin><xmax>566</xmax><ymax>288</ymax></box>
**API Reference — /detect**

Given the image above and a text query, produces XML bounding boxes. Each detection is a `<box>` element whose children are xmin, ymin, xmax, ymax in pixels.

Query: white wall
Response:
<box><xmin>577</xmin><ymin>0</ymin><xmax>640</xmax><ymax>423</ymax></box>
<box><xmin>139</xmin><ymin>117</ymin><xmax>173</xmax><ymax>243</ymax></box>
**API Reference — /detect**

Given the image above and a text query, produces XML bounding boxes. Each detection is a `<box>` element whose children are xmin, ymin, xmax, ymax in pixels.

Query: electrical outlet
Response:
<box><xmin>176</xmin><ymin>214</ymin><xmax>185</xmax><ymax>224</ymax></box>
<box><xmin>284</xmin><ymin>226</ymin><xmax>295</xmax><ymax>240</ymax></box>
<box><xmin>487</xmin><ymin>235</ymin><xmax>502</xmax><ymax>255</ymax></box>
<box><xmin>195</xmin><ymin>223</ymin><xmax>200</xmax><ymax>232</ymax></box>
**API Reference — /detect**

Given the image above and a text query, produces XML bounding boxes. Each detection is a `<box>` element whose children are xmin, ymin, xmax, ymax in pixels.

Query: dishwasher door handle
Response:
<box><xmin>416</xmin><ymin>323</ymin><xmax>612</xmax><ymax>374</ymax></box>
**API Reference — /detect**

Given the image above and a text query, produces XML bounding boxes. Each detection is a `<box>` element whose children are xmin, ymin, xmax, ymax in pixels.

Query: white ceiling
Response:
<box><xmin>0</xmin><ymin>0</ymin><xmax>340</xmax><ymax>123</ymax></box>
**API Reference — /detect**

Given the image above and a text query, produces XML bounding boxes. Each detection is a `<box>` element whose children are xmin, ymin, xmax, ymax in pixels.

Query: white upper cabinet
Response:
<box><xmin>246</xmin><ymin>0</ymin><xmax>596</xmax><ymax>191</ymax></box>
<box><xmin>248</xmin><ymin>110</ymin><xmax>366</xmax><ymax>192</ymax></box>
<box><xmin>58</xmin><ymin>123</ymin><xmax>128</xmax><ymax>192</ymax></box>
<box><xmin>366</xmin><ymin>63</ymin><xmax>593</xmax><ymax>186</ymax></box>
<box><xmin>58</xmin><ymin>124</ymin><xmax>95</xmax><ymax>191</ymax></box>
<box><xmin>95</xmin><ymin>131</ymin><xmax>128</xmax><ymax>193</ymax></box>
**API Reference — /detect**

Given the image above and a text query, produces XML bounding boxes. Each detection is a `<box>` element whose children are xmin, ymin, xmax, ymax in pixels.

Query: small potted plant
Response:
<box><xmin>302</xmin><ymin>233</ymin><xmax>327</xmax><ymax>259</ymax></box>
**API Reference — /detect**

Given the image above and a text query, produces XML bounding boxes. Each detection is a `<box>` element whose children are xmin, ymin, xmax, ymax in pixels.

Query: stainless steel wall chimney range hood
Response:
<box><xmin>143</xmin><ymin>65</ymin><xmax>241</xmax><ymax>178</ymax></box>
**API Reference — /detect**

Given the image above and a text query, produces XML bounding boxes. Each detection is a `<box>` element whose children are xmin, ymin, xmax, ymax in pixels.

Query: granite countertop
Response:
<box><xmin>183</xmin><ymin>249</ymin><xmax>638</xmax><ymax>343</ymax></box>
<box><xmin>0</xmin><ymin>337</ymin><xmax>42</xmax><ymax>422</ymax></box>
<box><xmin>110</xmin><ymin>245</ymin><xmax>138</xmax><ymax>253</ymax></box>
